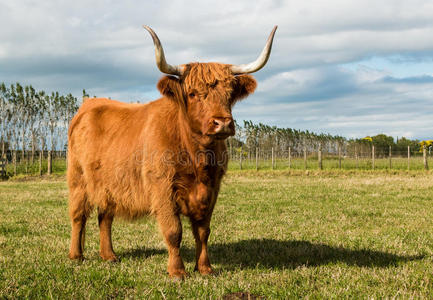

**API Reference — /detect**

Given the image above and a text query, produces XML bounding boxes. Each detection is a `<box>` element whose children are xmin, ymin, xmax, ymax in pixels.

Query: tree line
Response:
<box><xmin>0</xmin><ymin>82</ymin><xmax>79</xmax><ymax>175</ymax></box>
<box><xmin>227</xmin><ymin>120</ymin><xmax>425</xmax><ymax>160</ymax></box>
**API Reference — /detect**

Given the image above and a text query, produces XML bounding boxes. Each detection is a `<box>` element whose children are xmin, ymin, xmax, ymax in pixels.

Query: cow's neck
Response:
<box><xmin>176</xmin><ymin>110</ymin><xmax>223</xmax><ymax>177</ymax></box>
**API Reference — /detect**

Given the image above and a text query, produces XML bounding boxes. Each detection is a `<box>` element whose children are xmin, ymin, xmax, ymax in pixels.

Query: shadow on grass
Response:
<box><xmin>121</xmin><ymin>239</ymin><xmax>424</xmax><ymax>270</ymax></box>
<box><xmin>206</xmin><ymin>239</ymin><xmax>425</xmax><ymax>269</ymax></box>
<box><xmin>120</xmin><ymin>247</ymin><xmax>166</xmax><ymax>259</ymax></box>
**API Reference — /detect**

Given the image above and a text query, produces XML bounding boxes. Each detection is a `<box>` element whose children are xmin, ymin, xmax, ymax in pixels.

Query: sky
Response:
<box><xmin>1</xmin><ymin>0</ymin><xmax>433</xmax><ymax>140</ymax></box>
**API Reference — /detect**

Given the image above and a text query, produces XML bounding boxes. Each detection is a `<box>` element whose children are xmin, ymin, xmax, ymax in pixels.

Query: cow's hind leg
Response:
<box><xmin>98</xmin><ymin>208</ymin><xmax>117</xmax><ymax>262</ymax></box>
<box><xmin>191</xmin><ymin>218</ymin><xmax>213</xmax><ymax>275</ymax></box>
<box><xmin>157</xmin><ymin>212</ymin><xmax>187</xmax><ymax>279</ymax></box>
<box><xmin>68</xmin><ymin>187</ymin><xmax>89</xmax><ymax>260</ymax></box>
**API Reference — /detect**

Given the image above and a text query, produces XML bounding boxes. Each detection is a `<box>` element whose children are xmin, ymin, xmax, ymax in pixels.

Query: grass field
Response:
<box><xmin>1</xmin><ymin>170</ymin><xmax>433</xmax><ymax>298</ymax></box>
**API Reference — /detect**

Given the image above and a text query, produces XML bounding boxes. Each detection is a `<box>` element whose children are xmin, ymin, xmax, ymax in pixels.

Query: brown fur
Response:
<box><xmin>67</xmin><ymin>63</ymin><xmax>257</xmax><ymax>278</ymax></box>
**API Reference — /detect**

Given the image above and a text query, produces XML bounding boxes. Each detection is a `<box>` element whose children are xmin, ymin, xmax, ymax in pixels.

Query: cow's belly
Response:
<box><xmin>111</xmin><ymin>188</ymin><xmax>153</xmax><ymax>219</ymax></box>
<box><xmin>85</xmin><ymin>166</ymin><xmax>153</xmax><ymax>219</ymax></box>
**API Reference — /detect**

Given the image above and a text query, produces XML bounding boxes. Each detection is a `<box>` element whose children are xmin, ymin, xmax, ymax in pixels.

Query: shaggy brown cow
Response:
<box><xmin>67</xmin><ymin>25</ymin><xmax>277</xmax><ymax>278</ymax></box>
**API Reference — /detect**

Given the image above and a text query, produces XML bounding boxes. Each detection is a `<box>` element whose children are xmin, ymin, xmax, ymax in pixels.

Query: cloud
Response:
<box><xmin>234</xmin><ymin>65</ymin><xmax>433</xmax><ymax>140</ymax></box>
<box><xmin>257</xmin><ymin>67</ymin><xmax>360</xmax><ymax>102</ymax></box>
<box><xmin>1</xmin><ymin>0</ymin><xmax>433</xmax><ymax>139</ymax></box>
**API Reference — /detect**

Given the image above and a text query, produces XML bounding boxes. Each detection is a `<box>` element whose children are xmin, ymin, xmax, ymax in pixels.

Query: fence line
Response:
<box><xmin>1</xmin><ymin>146</ymin><xmax>432</xmax><ymax>179</ymax></box>
<box><xmin>229</xmin><ymin>146</ymin><xmax>431</xmax><ymax>171</ymax></box>
<box><xmin>1</xmin><ymin>150</ymin><xmax>67</xmax><ymax>179</ymax></box>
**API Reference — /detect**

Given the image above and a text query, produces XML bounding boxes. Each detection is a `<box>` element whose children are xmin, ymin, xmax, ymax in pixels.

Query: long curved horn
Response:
<box><xmin>143</xmin><ymin>25</ymin><xmax>183</xmax><ymax>76</ymax></box>
<box><xmin>230</xmin><ymin>26</ymin><xmax>278</xmax><ymax>74</ymax></box>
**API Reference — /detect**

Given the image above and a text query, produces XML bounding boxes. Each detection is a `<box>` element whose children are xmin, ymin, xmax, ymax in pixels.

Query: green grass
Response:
<box><xmin>1</xmin><ymin>170</ymin><xmax>433</xmax><ymax>298</ymax></box>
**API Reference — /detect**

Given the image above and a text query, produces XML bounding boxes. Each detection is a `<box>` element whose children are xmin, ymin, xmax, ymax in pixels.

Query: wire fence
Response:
<box><xmin>228</xmin><ymin>147</ymin><xmax>431</xmax><ymax>171</ymax></box>
<box><xmin>0</xmin><ymin>146</ymin><xmax>431</xmax><ymax>180</ymax></box>
<box><xmin>0</xmin><ymin>150</ymin><xmax>67</xmax><ymax>178</ymax></box>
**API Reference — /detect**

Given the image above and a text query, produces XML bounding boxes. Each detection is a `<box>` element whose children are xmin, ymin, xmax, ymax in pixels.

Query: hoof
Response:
<box><xmin>68</xmin><ymin>253</ymin><xmax>84</xmax><ymax>261</ymax></box>
<box><xmin>169</xmin><ymin>270</ymin><xmax>189</xmax><ymax>280</ymax></box>
<box><xmin>195</xmin><ymin>266</ymin><xmax>214</xmax><ymax>275</ymax></box>
<box><xmin>100</xmin><ymin>253</ymin><xmax>118</xmax><ymax>262</ymax></box>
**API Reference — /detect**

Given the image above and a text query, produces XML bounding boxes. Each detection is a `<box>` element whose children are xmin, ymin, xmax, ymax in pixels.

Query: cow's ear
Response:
<box><xmin>157</xmin><ymin>76</ymin><xmax>183</xmax><ymax>100</ymax></box>
<box><xmin>232</xmin><ymin>75</ymin><xmax>257</xmax><ymax>102</ymax></box>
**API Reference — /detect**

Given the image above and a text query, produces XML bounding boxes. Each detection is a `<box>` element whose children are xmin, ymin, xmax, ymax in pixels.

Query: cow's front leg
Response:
<box><xmin>157</xmin><ymin>212</ymin><xmax>187</xmax><ymax>279</ymax></box>
<box><xmin>191</xmin><ymin>218</ymin><xmax>213</xmax><ymax>275</ymax></box>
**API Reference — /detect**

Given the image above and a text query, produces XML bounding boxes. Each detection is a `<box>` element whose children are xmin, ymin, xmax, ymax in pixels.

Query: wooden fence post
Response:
<box><xmin>39</xmin><ymin>150</ymin><xmax>43</xmax><ymax>176</ymax></box>
<box><xmin>24</xmin><ymin>152</ymin><xmax>28</xmax><ymax>174</ymax></box>
<box><xmin>372</xmin><ymin>145</ymin><xmax>375</xmax><ymax>170</ymax></box>
<box><xmin>0</xmin><ymin>139</ymin><xmax>4</xmax><ymax>163</ymax></box>
<box><xmin>3</xmin><ymin>148</ymin><xmax>7</xmax><ymax>168</ymax></box>
<box><xmin>423</xmin><ymin>145</ymin><xmax>429</xmax><ymax>170</ymax></box>
<box><xmin>318</xmin><ymin>143</ymin><xmax>322</xmax><ymax>170</ymax></box>
<box><xmin>389</xmin><ymin>145</ymin><xmax>392</xmax><ymax>169</ymax></box>
<box><xmin>407</xmin><ymin>145</ymin><xmax>410</xmax><ymax>171</ymax></box>
<box><xmin>338</xmin><ymin>143</ymin><xmax>342</xmax><ymax>169</ymax></box>
<box><xmin>271</xmin><ymin>147</ymin><xmax>275</xmax><ymax>170</ymax></box>
<box><xmin>303</xmin><ymin>145</ymin><xmax>307</xmax><ymax>170</ymax></box>
<box><xmin>255</xmin><ymin>147</ymin><xmax>258</xmax><ymax>171</ymax></box>
<box><xmin>48</xmin><ymin>150</ymin><xmax>52</xmax><ymax>175</ymax></box>
<box><xmin>13</xmin><ymin>150</ymin><xmax>17</xmax><ymax>176</ymax></box>
<box><xmin>239</xmin><ymin>146</ymin><xmax>243</xmax><ymax>170</ymax></box>
<box><xmin>288</xmin><ymin>147</ymin><xmax>291</xmax><ymax>169</ymax></box>
<box><xmin>0</xmin><ymin>158</ymin><xmax>5</xmax><ymax>179</ymax></box>
<box><xmin>355</xmin><ymin>145</ymin><xmax>358</xmax><ymax>169</ymax></box>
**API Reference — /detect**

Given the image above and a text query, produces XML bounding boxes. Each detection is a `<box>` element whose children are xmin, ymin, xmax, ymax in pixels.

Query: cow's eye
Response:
<box><xmin>188</xmin><ymin>92</ymin><xmax>195</xmax><ymax>98</ymax></box>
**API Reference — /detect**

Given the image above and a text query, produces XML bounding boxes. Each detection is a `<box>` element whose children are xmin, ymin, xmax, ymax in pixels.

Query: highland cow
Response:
<box><xmin>67</xmin><ymin>25</ymin><xmax>277</xmax><ymax>278</ymax></box>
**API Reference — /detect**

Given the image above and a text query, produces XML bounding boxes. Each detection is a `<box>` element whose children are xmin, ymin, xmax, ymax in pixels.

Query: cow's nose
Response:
<box><xmin>211</xmin><ymin>117</ymin><xmax>234</xmax><ymax>135</ymax></box>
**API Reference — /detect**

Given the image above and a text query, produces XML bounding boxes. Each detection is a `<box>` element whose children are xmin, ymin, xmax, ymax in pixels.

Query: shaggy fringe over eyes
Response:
<box><xmin>181</xmin><ymin>63</ymin><xmax>257</xmax><ymax>103</ymax></box>
<box><xmin>182</xmin><ymin>63</ymin><xmax>234</xmax><ymax>97</ymax></box>
<box><xmin>158</xmin><ymin>64</ymin><xmax>257</xmax><ymax>104</ymax></box>
<box><xmin>183</xmin><ymin>63</ymin><xmax>234</xmax><ymax>87</ymax></box>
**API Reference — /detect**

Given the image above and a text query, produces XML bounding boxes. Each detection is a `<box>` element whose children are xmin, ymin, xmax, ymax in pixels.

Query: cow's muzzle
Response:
<box><xmin>208</xmin><ymin>117</ymin><xmax>235</xmax><ymax>139</ymax></box>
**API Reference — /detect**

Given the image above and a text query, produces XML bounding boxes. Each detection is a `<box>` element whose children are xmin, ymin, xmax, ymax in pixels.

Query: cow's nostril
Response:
<box><xmin>211</xmin><ymin>117</ymin><xmax>234</xmax><ymax>135</ymax></box>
